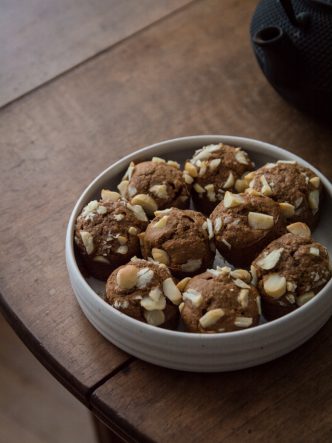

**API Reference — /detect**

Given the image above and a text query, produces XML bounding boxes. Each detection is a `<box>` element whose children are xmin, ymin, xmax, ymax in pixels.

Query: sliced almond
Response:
<box><xmin>234</xmin><ymin>317</ymin><xmax>253</xmax><ymax>328</ymax></box>
<box><xmin>237</xmin><ymin>289</ymin><xmax>249</xmax><ymax>308</ymax></box>
<box><xmin>149</xmin><ymin>287</ymin><xmax>163</xmax><ymax>301</ymax></box>
<box><xmin>116</xmin><ymin>265</ymin><xmax>138</xmax><ymax>289</ymax></box>
<box><xmin>153</xmin><ymin>215</ymin><xmax>169</xmax><ymax>229</ymax></box>
<box><xmin>260</xmin><ymin>175</ymin><xmax>272</xmax><ymax>196</ymax></box>
<box><xmin>230</xmin><ymin>269</ymin><xmax>251</xmax><ymax>282</ymax></box>
<box><xmin>235</xmin><ymin>179</ymin><xmax>248</xmax><ymax>193</ymax></box>
<box><xmin>151</xmin><ymin>156</ymin><xmax>166</xmax><ymax>163</ymax></box>
<box><xmin>128</xmin><ymin>226</ymin><xmax>138</xmax><ymax>235</ymax></box>
<box><xmin>152</xmin><ymin>248</ymin><xmax>170</xmax><ymax>265</ymax></box>
<box><xmin>101</xmin><ymin>189</ymin><xmax>121</xmax><ymax>202</ymax></box>
<box><xmin>185</xmin><ymin>162</ymin><xmax>198</xmax><ymax>177</ymax></box>
<box><xmin>308</xmin><ymin>190</ymin><xmax>319</xmax><ymax>211</ymax></box>
<box><xmin>194</xmin><ymin>144</ymin><xmax>221</xmax><ymax>161</ymax></box>
<box><xmin>183</xmin><ymin>289</ymin><xmax>203</xmax><ymax>307</ymax></box>
<box><xmin>149</xmin><ymin>184</ymin><xmax>168</xmax><ymax>199</ymax></box>
<box><xmin>183</xmin><ymin>172</ymin><xmax>194</xmax><ymax>184</ymax></box>
<box><xmin>248</xmin><ymin>212</ymin><xmax>274</xmax><ymax>229</ymax></box>
<box><xmin>144</xmin><ymin>310</ymin><xmax>165</xmax><ymax>326</ymax></box>
<box><xmin>199</xmin><ymin>309</ymin><xmax>225</xmax><ymax>328</ymax></box>
<box><xmin>285</xmin><ymin>294</ymin><xmax>296</xmax><ymax>304</ymax></box>
<box><xmin>209</xmin><ymin>158</ymin><xmax>221</xmax><ymax>171</ymax></box>
<box><xmin>205</xmin><ymin>184</ymin><xmax>214</xmax><ymax>192</ymax></box>
<box><xmin>309</xmin><ymin>247</ymin><xmax>320</xmax><ymax>256</ymax></box>
<box><xmin>131</xmin><ymin>194</ymin><xmax>158</xmax><ymax>216</ymax></box>
<box><xmin>117</xmin><ymin>180</ymin><xmax>129</xmax><ymax>196</ymax></box>
<box><xmin>79</xmin><ymin>231</ymin><xmax>94</xmax><ymax>255</ymax></box>
<box><xmin>114</xmin><ymin>214</ymin><xmax>124</xmax><ymax>221</ymax></box>
<box><xmin>81</xmin><ymin>200</ymin><xmax>99</xmax><ymax>219</ymax></box>
<box><xmin>198</xmin><ymin>160</ymin><xmax>208</xmax><ymax>177</ymax></box>
<box><xmin>181</xmin><ymin>258</ymin><xmax>202</xmax><ymax>272</ymax></box>
<box><xmin>116</xmin><ymin>245</ymin><xmax>128</xmax><ymax>254</ymax></box>
<box><xmin>233</xmin><ymin>278</ymin><xmax>250</xmax><ymax>289</ymax></box>
<box><xmin>137</xmin><ymin>268</ymin><xmax>154</xmax><ymax>289</ymax></box>
<box><xmin>279</xmin><ymin>202</ymin><xmax>295</xmax><ymax>218</ymax></box>
<box><xmin>167</xmin><ymin>160</ymin><xmax>180</xmax><ymax>169</ymax></box>
<box><xmin>193</xmin><ymin>183</ymin><xmax>206</xmax><ymax>194</ymax></box>
<box><xmin>277</xmin><ymin>160</ymin><xmax>296</xmax><ymax>165</ymax></box>
<box><xmin>256</xmin><ymin>248</ymin><xmax>284</xmax><ymax>270</ymax></box>
<box><xmin>214</xmin><ymin>217</ymin><xmax>223</xmax><ymax>233</ymax></box>
<box><xmin>97</xmin><ymin>205</ymin><xmax>107</xmax><ymax>215</ymax></box>
<box><xmin>310</xmin><ymin>176</ymin><xmax>320</xmax><ymax>189</ymax></box>
<box><xmin>256</xmin><ymin>296</ymin><xmax>262</xmax><ymax>315</ymax></box>
<box><xmin>221</xmin><ymin>239</ymin><xmax>232</xmax><ymax>250</ymax></box>
<box><xmin>122</xmin><ymin>162</ymin><xmax>135</xmax><ymax>180</ymax></box>
<box><xmin>162</xmin><ymin>278</ymin><xmax>182</xmax><ymax>305</ymax></box>
<box><xmin>118</xmin><ymin>235</ymin><xmax>127</xmax><ymax>245</ymax></box>
<box><xmin>294</xmin><ymin>196</ymin><xmax>303</xmax><ymax>208</ymax></box>
<box><xmin>126</xmin><ymin>203</ymin><xmax>148</xmax><ymax>222</ymax></box>
<box><xmin>154</xmin><ymin>208</ymin><xmax>172</xmax><ymax>216</ymax></box>
<box><xmin>223</xmin><ymin>172</ymin><xmax>235</xmax><ymax>189</ymax></box>
<box><xmin>263</xmin><ymin>273</ymin><xmax>286</xmax><ymax>298</ymax></box>
<box><xmin>127</xmin><ymin>185</ymin><xmax>137</xmax><ymax>198</ymax></box>
<box><xmin>250</xmin><ymin>265</ymin><xmax>258</xmax><ymax>286</ymax></box>
<box><xmin>245</xmin><ymin>188</ymin><xmax>261</xmax><ymax>196</ymax></box>
<box><xmin>297</xmin><ymin>291</ymin><xmax>315</xmax><ymax>307</ymax></box>
<box><xmin>176</xmin><ymin>277</ymin><xmax>191</xmax><ymax>292</ymax></box>
<box><xmin>244</xmin><ymin>171</ymin><xmax>255</xmax><ymax>181</ymax></box>
<box><xmin>206</xmin><ymin>218</ymin><xmax>214</xmax><ymax>239</ymax></box>
<box><xmin>287</xmin><ymin>222</ymin><xmax>311</xmax><ymax>238</ymax></box>
<box><xmin>287</xmin><ymin>281</ymin><xmax>297</xmax><ymax>292</ymax></box>
<box><xmin>92</xmin><ymin>255</ymin><xmax>110</xmax><ymax>264</ymax></box>
<box><xmin>223</xmin><ymin>191</ymin><xmax>244</xmax><ymax>208</ymax></box>
<box><xmin>235</xmin><ymin>151</ymin><xmax>249</xmax><ymax>165</ymax></box>
<box><xmin>140</xmin><ymin>295</ymin><xmax>166</xmax><ymax>311</ymax></box>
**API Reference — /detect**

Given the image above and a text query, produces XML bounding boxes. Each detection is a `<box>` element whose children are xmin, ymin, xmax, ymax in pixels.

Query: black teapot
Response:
<box><xmin>250</xmin><ymin>0</ymin><xmax>332</xmax><ymax>119</ymax></box>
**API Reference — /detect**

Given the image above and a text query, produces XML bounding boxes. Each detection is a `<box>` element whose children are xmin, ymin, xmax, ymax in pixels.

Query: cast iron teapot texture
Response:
<box><xmin>250</xmin><ymin>0</ymin><xmax>332</xmax><ymax>119</ymax></box>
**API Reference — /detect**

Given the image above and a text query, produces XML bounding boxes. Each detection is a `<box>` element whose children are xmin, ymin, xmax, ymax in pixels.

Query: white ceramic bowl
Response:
<box><xmin>66</xmin><ymin>136</ymin><xmax>332</xmax><ymax>372</ymax></box>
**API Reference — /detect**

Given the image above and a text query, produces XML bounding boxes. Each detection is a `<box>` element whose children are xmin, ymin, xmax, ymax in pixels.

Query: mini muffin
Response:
<box><xmin>244</xmin><ymin>160</ymin><xmax>322</xmax><ymax>228</ymax></box>
<box><xmin>251</xmin><ymin>222</ymin><xmax>331</xmax><ymax>320</ymax></box>
<box><xmin>118</xmin><ymin>157</ymin><xmax>190</xmax><ymax>217</ymax></box>
<box><xmin>180</xmin><ymin>266</ymin><xmax>260</xmax><ymax>333</ymax></box>
<box><xmin>74</xmin><ymin>190</ymin><xmax>148</xmax><ymax>280</ymax></box>
<box><xmin>210</xmin><ymin>191</ymin><xmax>286</xmax><ymax>267</ymax></box>
<box><xmin>105</xmin><ymin>258</ymin><xmax>180</xmax><ymax>328</ymax></box>
<box><xmin>140</xmin><ymin>208</ymin><xmax>215</xmax><ymax>277</ymax></box>
<box><xmin>184</xmin><ymin>143</ymin><xmax>255</xmax><ymax>214</ymax></box>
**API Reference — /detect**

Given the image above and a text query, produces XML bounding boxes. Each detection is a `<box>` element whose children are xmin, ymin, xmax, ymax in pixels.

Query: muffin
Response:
<box><xmin>251</xmin><ymin>222</ymin><xmax>331</xmax><ymax>320</ymax></box>
<box><xmin>74</xmin><ymin>190</ymin><xmax>148</xmax><ymax>280</ymax></box>
<box><xmin>180</xmin><ymin>266</ymin><xmax>261</xmax><ymax>333</ymax></box>
<box><xmin>140</xmin><ymin>208</ymin><xmax>215</xmax><ymax>277</ymax></box>
<box><xmin>118</xmin><ymin>158</ymin><xmax>190</xmax><ymax>217</ymax></box>
<box><xmin>210</xmin><ymin>191</ymin><xmax>286</xmax><ymax>267</ymax></box>
<box><xmin>105</xmin><ymin>258</ymin><xmax>180</xmax><ymax>328</ymax></box>
<box><xmin>244</xmin><ymin>160</ymin><xmax>322</xmax><ymax>227</ymax></box>
<box><xmin>184</xmin><ymin>143</ymin><xmax>254</xmax><ymax>214</ymax></box>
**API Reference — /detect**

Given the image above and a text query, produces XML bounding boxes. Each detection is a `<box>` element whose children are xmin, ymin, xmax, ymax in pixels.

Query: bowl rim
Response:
<box><xmin>65</xmin><ymin>135</ymin><xmax>332</xmax><ymax>341</ymax></box>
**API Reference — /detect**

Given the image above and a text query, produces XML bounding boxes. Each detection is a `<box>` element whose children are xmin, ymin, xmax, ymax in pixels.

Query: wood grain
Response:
<box><xmin>92</xmin><ymin>321</ymin><xmax>332</xmax><ymax>442</ymax></box>
<box><xmin>0</xmin><ymin>0</ymin><xmax>192</xmax><ymax>107</ymax></box>
<box><xmin>1</xmin><ymin>0</ymin><xmax>332</xmax><ymax>439</ymax></box>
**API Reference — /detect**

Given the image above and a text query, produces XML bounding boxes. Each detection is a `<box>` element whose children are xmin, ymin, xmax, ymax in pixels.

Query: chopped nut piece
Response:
<box><xmin>154</xmin><ymin>208</ymin><xmax>172</xmax><ymax>216</ymax></box>
<box><xmin>97</xmin><ymin>205</ymin><xmax>107</xmax><ymax>214</ymax></box>
<box><xmin>234</xmin><ymin>317</ymin><xmax>253</xmax><ymax>328</ymax></box>
<box><xmin>279</xmin><ymin>202</ymin><xmax>295</xmax><ymax>217</ymax></box>
<box><xmin>136</xmin><ymin>268</ymin><xmax>154</xmax><ymax>289</ymax></box>
<box><xmin>287</xmin><ymin>222</ymin><xmax>311</xmax><ymax>238</ymax></box>
<box><xmin>294</xmin><ymin>197</ymin><xmax>303</xmax><ymax>208</ymax></box>
<box><xmin>221</xmin><ymin>239</ymin><xmax>232</xmax><ymax>249</ymax></box>
<box><xmin>193</xmin><ymin>183</ymin><xmax>205</xmax><ymax>194</ymax></box>
<box><xmin>205</xmin><ymin>184</ymin><xmax>214</xmax><ymax>192</ymax></box>
<box><xmin>260</xmin><ymin>175</ymin><xmax>272</xmax><ymax>196</ymax></box>
<box><xmin>244</xmin><ymin>171</ymin><xmax>255</xmax><ymax>181</ymax></box>
<box><xmin>310</xmin><ymin>176</ymin><xmax>320</xmax><ymax>188</ymax></box>
<box><xmin>194</xmin><ymin>144</ymin><xmax>221</xmax><ymax>161</ymax></box>
<box><xmin>116</xmin><ymin>265</ymin><xmax>138</xmax><ymax>289</ymax></box>
<box><xmin>128</xmin><ymin>226</ymin><xmax>138</xmax><ymax>235</ymax></box>
<box><xmin>179</xmin><ymin>302</ymin><xmax>184</xmax><ymax>313</ymax></box>
<box><xmin>297</xmin><ymin>291</ymin><xmax>315</xmax><ymax>306</ymax></box>
<box><xmin>235</xmin><ymin>179</ymin><xmax>248</xmax><ymax>193</ymax></box>
<box><xmin>144</xmin><ymin>310</ymin><xmax>165</xmax><ymax>326</ymax></box>
<box><xmin>151</xmin><ymin>156</ymin><xmax>166</xmax><ymax>163</ymax></box>
<box><xmin>183</xmin><ymin>289</ymin><xmax>203</xmax><ymax>307</ymax></box>
<box><xmin>248</xmin><ymin>212</ymin><xmax>274</xmax><ymax>229</ymax></box>
<box><xmin>123</xmin><ymin>162</ymin><xmax>135</xmax><ymax>180</ymax></box>
<box><xmin>235</xmin><ymin>150</ymin><xmax>249</xmax><ymax>165</ymax></box>
<box><xmin>162</xmin><ymin>278</ymin><xmax>182</xmax><ymax>305</ymax></box>
<box><xmin>117</xmin><ymin>180</ymin><xmax>129</xmax><ymax>196</ymax></box>
<box><xmin>230</xmin><ymin>269</ymin><xmax>251</xmax><ymax>282</ymax></box>
<box><xmin>198</xmin><ymin>161</ymin><xmax>208</xmax><ymax>177</ymax></box>
<box><xmin>101</xmin><ymin>189</ymin><xmax>121</xmax><ymax>202</ymax></box>
<box><xmin>93</xmin><ymin>255</ymin><xmax>110</xmax><ymax>264</ymax></box>
<box><xmin>167</xmin><ymin>160</ymin><xmax>180</xmax><ymax>169</ymax></box>
<box><xmin>116</xmin><ymin>245</ymin><xmax>128</xmax><ymax>254</ymax></box>
<box><xmin>245</xmin><ymin>188</ymin><xmax>261</xmax><ymax>196</ymax></box>
<box><xmin>250</xmin><ymin>265</ymin><xmax>258</xmax><ymax>286</ymax></box>
<box><xmin>152</xmin><ymin>248</ymin><xmax>170</xmax><ymax>265</ymax></box>
<box><xmin>237</xmin><ymin>289</ymin><xmax>249</xmax><ymax>308</ymax></box>
<box><xmin>153</xmin><ymin>215</ymin><xmax>169</xmax><ymax>229</ymax></box>
<box><xmin>181</xmin><ymin>258</ymin><xmax>202</xmax><ymax>272</ymax></box>
<box><xmin>223</xmin><ymin>172</ymin><xmax>235</xmax><ymax>189</ymax></box>
<box><xmin>309</xmin><ymin>247</ymin><xmax>320</xmax><ymax>256</ymax></box>
<box><xmin>308</xmin><ymin>190</ymin><xmax>319</xmax><ymax>211</ymax></box>
<box><xmin>233</xmin><ymin>278</ymin><xmax>250</xmax><ymax>289</ymax></box>
<box><xmin>176</xmin><ymin>277</ymin><xmax>191</xmax><ymax>292</ymax></box>
<box><xmin>126</xmin><ymin>203</ymin><xmax>148</xmax><ymax>222</ymax></box>
<box><xmin>149</xmin><ymin>287</ymin><xmax>163</xmax><ymax>301</ymax></box>
<box><xmin>223</xmin><ymin>191</ymin><xmax>244</xmax><ymax>208</ymax></box>
<box><xmin>287</xmin><ymin>281</ymin><xmax>297</xmax><ymax>292</ymax></box>
<box><xmin>185</xmin><ymin>162</ymin><xmax>198</xmax><ymax>177</ymax></box>
<box><xmin>214</xmin><ymin>217</ymin><xmax>223</xmax><ymax>233</ymax></box>
<box><xmin>140</xmin><ymin>295</ymin><xmax>166</xmax><ymax>311</ymax></box>
<box><xmin>199</xmin><ymin>309</ymin><xmax>225</xmax><ymax>328</ymax></box>
<box><xmin>149</xmin><ymin>184</ymin><xmax>168</xmax><ymax>199</ymax></box>
<box><xmin>285</xmin><ymin>294</ymin><xmax>296</xmax><ymax>304</ymax></box>
<box><xmin>277</xmin><ymin>160</ymin><xmax>296</xmax><ymax>165</ymax></box>
<box><xmin>209</xmin><ymin>158</ymin><xmax>221</xmax><ymax>171</ymax></box>
<box><xmin>131</xmin><ymin>194</ymin><xmax>158</xmax><ymax>215</ymax></box>
<box><xmin>256</xmin><ymin>248</ymin><xmax>284</xmax><ymax>270</ymax></box>
<box><xmin>118</xmin><ymin>235</ymin><xmax>127</xmax><ymax>245</ymax></box>
<box><xmin>206</xmin><ymin>218</ymin><xmax>214</xmax><ymax>239</ymax></box>
<box><xmin>114</xmin><ymin>214</ymin><xmax>124</xmax><ymax>221</ymax></box>
<box><xmin>263</xmin><ymin>273</ymin><xmax>287</xmax><ymax>298</ymax></box>
<box><xmin>79</xmin><ymin>231</ymin><xmax>94</xmax><ymax>255</ymax></box>
<box><xmin>183</xmin><ymin>172</ymin><xmax>194</xmax><ymax>184</ymax></box>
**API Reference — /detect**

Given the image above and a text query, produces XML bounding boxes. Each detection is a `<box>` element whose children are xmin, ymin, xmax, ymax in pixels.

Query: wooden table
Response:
<box><xmin>1</xmin><ymin>0</ymin><xmax>332</xmax><ymax>441</ymax></box>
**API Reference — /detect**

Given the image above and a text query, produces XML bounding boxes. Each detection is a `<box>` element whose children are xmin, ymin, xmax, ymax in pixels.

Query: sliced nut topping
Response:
<box><xmin>181</xmin><ymin>258</ymin><xmax>202</xmax><ymax>272</ymax></box>
<box><xmin>152</xmin><ymin>248</ymin><xmax>170</xmax><ymax>265</ymax></box>
<box><xmin>287</xmin><ymin>222</ymin><xmax>311</xmax><ymax>238</ymax></box>
<box><xmin>285</xmin><ymin>294</ymin><xmax>296</xmax><ymax>304</ymax></box>
<box><xmin>114</xmin><ymin>214</ymin><xmax>124</xmax><ymax>221</ymax></box>
<box><xmin>167</xmin><ymin>160</ymin><xmax>180</xmax><ymax>169</ymax></box>
<box><xmin>149</xmin><ymin>184</ymin><xmax>168</xmax><ymax>199</ymax></box>
<box><xmin>214</xmin><ymin>217</ymin><xmax>223</xmax><ymax>233</ymax></box>
<box><xmin>193</xmin><ymin>183</ymin><xmax>206</xmax><ymax>194</ymax></box>
<box><xmin>221</xmin><ymin>239</ymin><xmax>232</xmax><ymax>249</ymax></box>
<box><xmin>309</xmin><ymin>247</ymin><xmax>320</xmax><ymax>256</ymax></box>
<box><xmin>287</xmin><ymin>281</ymin><xmax>297</xmax><ymax>292</ymax></box>
<box><xmin>140</xmin><ymin>295</ymin><xmax>166</xmax><ymax>311</ymax></box>
<box><xmin>122</xmin><ymin>161</ymin><xmax>135</xmax><ymax>181</ymax></box>
<box><xmin>128</xmin><ymin>226</ymin><xmax>138</xmax><ymax>235</ymax></box>
<box><xmin>277</xmin><ymin>160</ymin><xmax>296</xmax><ymax>165</ymax></box>
<box><xmin>149</xmin><ymin>287</ymin><xmax>163</xmax><ymax>301</ymax></box>
<box><xmin>233</xmin><ymin>278</ymin><xmax>250</xmax><ymax>289</ymax></box>
<box><xmin>244</xmin><ymin>171</ymin><xmax>255</xmax><ymax>181</ymax></box>
<box><xmin>136</xmin><ymin>268</ymin><xmax>154</xmax><ymax>289</ymax></box>
<box><xmin>154</xmin><ymin>208</ymin><xmax>172</xmax><ymax>216</ymax></box>
<box><xmin>235</xmin><ymin>150</ymin><xmax>249</xmax><ymax>165</ymax></box>
<box><xmin>294</xmin><ymin>197</ymin><xmax>303</xmax><ymax>209</ymax></box>
<box><xmin>162</xmin><ymin>277</ymin><xmax>182</xmax><ymax>305</ymax></box>
<box><xmin>116</xmin><ymin>245</ymin><xmax>128</xmax><ymax>254</ymax></box>
<box><xmin>176</xmin><ymin>277</ymin><xmax>191</xmax><ymax>292</ymax></box>
<box><xmin>234</xmin><ymin>317</ymin><xmax>253</xmax><ymax>328</ymax></box>
<box><xmin>237</xmin><ymin>289</ymin><xmax>249</xmax><ymax>308</ymax></box>
<box><xmin>245</xmin><ymin>188</ymin><xmax>261</xmax><ymax>196</ymax></box>
<box><xmin>116</xmin><ymin>265</ymin><xmax>138</xmax><ymax>289</ymax></box>
<box><xmin>235</xmin><ymin>179</ymin><xmax>248</xmax><ymax>193</ymax></box>
<box><xmin>131</xmin><ymin>194</ymin><xmax>158</xmax><ymax>216</ymax></box>
<box><xmin>250</xmin><ymin>265</ymin><xmax>258</xmax><ymax>286</ymax></box>
<box><xmin>256</xmin><ymin>296</ymin><xmax>262</xmax><ymax>315</ymax></box>
<box><xmin>101</xmin><ymin>189</ymin><xmax>121</xmax><ymax>202</ymax></box>
<box><xmin>260</xmin><ymin>175</ymin><xmax>272</xmax><ymax>196</ymax></box>
<box><xmin>230</xmin><ymin>269</ymin><xmax>251</xmax><ymax>282</ymax></box>
<box><xmin>153</xmin><ymin>215</ymin><xmax>169</xmax><ymax>229</ymax></box>
<box><xmin>308</xmin><ymin>190</ymin><xmax>319</xmax><ymax>211</ymax></box>
<box><xmin>209</xmin><ymin>158</ymin><xmax>221</xmax><ymax>171</ymax></box>
<box><xmin>151</xmin><ymin>156</ymin><xmax>166</xmax><ymax>163</ymax></box>
<box><xmin>205</xmin><ymin>184</ymin><xmax>216</xmax><ymax>202</ymax></box>
<box><xmin>310</xmin><ymin>176</ymin><xmax>320</xmax><ymax>189</ymax></box>
<box><xmin>199</xmin><ymin>309</ymin><xmax>225</xmax><ymax>328</ymax></box>
<box><xmin>144</xmin><ymin>310</ymin><xmax>165</xmax><ymax>326</ymax></box>
<box><xmin>223</xmin><ymin>191</ymin><xmax>244</xmax><ymax>208</ymax></box>
<box><xmin>263</xmin><ymin>273</ymin><xmax>287</xmax><ymax>298</ymax></box>
<box><xmin>223</xmin><ymin>172</ymin><xmax>235</xmax><ymax>189</ymax></box>
<box><xmin>179</xmin><ymin>302</ymin><xmax>185</xmax><ymax>313</ymax></box>
<box><xmin>117</xmin><ymin>180</ymin><xmax>129</xmax><ymax>196</ymax></box>
<box><xmin>185</xmin><ymin>162</ymin><xmax>198</xmax><ymax>177</ymax></box>
<box><xmin>183</xmin><ymin>289</ymin><xmax>203</xmax><ymax>307</ymax></box>
<box><xmin>126</xmin><ymin>203</ymin><xmax>148</xmax><ymax>222</ymax></box>
<box><xmin>256</xmin><ymin>248</ymin><xmax>284</xmax><ymax>270</ymax></box>
<box><xmin>217</xmin><ymin>266</ymin><xmax>232</xmax><ymax>275</ymax></box>
<box><xmin>93</xmin><ymin>255</ymin><xmax>110</xmax><ymax>264</ymax></box>
<box><xmin>81</xmin><ymin>200</ymin><xmax>99</xmax><ymax>220</ymax></box>
<box><xmin>118</xmin><ymin>235</ymin><xmax>128</xmax><ymax>245</ymax></box>
<box><xmin>198</xmin><ymin>160</ymin><xmax>208</xmax><ymax>177</ymax></box>
<box><xmin>207</xmin><ymin>268</ymin><xmax>222</xmax><ymax>277</ymax></box>
<box><xmin>97</xmin><ymin>205</ymin><xmax>107</xmax><ymax>214</ymax></box>
<box><xmin>79</xmin><ymin>231</ymin><xmax>94</xmax><ymax>255</ymax></box>
<box><xmin>279</xmin><ymin>202</ymin><xmax>295</xmax><ymax>217</ymax></box>
<box><xmin>297</xmin><ymin>291</ymin><xmax>315</xmax><ymax>307</ymax></box>
<box><xmin>193</xmin><ymin>144</ymin><xmax>221</xmax><ymax>161</ymax></box>
<box><xmin>183</xmin><ymin>172</ymin><xmax>194</xmax><ymax>184</ymax></box>
<box><xmin>206</xmin><ymin>218</ymin><xmax>214</xmax><ymax>239</ymax></box>
<box><xmin>205</xmin><ymin>184</ymin><xmax>214</xmax><ymax>192</ymax></box>
<box><xmin>127</xmin><ymin>185</ymin><xmax>137</xmax><ymax>198</ymax></box>
<box><xmin>248</xmin><ymin>212</ymin><xmax>274</xmax><ymax>230</ymax></box>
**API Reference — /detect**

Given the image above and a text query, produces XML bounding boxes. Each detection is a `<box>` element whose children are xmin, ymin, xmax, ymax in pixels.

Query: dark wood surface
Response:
<box><xmin>1</xmin><ymin>0</ymin><xmax>332</xmax><ymax>440</ymax></box>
